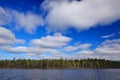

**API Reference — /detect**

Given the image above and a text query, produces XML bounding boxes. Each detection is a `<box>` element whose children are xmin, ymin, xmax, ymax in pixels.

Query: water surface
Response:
<box><xmin>0</xmin><ymin>69</ymin><xmax>120</xmax><ymax>80</ymax></box>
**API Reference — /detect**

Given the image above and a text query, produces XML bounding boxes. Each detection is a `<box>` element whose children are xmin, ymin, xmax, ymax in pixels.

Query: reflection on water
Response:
<box><xmin>0</xmin><ymin>69</ymin><xmax>120</xmax><ymax>80</ymax></box>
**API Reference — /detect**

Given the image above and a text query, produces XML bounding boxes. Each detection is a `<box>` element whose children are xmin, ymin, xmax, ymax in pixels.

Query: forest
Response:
<box><xmin>0</xmin><ymin>58</ymin><xmax>120</xmax><ymax>69</ymax></box>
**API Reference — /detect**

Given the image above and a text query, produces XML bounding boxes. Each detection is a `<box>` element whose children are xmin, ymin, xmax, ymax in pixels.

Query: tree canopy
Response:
<box><xmin>0</xmin><ymin>58</ymin><xmax>120</xmax><ymax>69</ymax></box>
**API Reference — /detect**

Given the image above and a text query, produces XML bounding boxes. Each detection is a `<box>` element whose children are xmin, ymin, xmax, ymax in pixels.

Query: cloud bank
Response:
<box><xmin>0</xmin><ymin>27</ymin><xmax>25</xmax><ymax>45</ymax></box>
<box><xmin>43</xmin><ymin>0</ymin><xmax>120</xmax><ymax>32</ymax></box>
<box><xmin>31</xmin><ymin>33</ymin><xmax>71</xmax><ymax>48</ymax></box>
<box><xmin>0</xmin><ymin>0</ymin><xmax>120</xmax><ymax>60</ymax></box>
<box><xmin>0</xmin><ymin>7</ymin><xmax>44</xmax><ymax>34</ymax></box>
<box><xmin>0</xmin><ymin>27</ymin><xmax>120</xmax><ymax>60</ymax></box>
<box><xmin>1</xmin><ymin>0</ymin><xmax>120</xmax><ymax>33</ymax></box>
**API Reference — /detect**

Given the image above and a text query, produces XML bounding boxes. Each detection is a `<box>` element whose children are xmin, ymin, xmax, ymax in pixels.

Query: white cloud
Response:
<box><xmin>76</xmin><ymin>50</ymin><xmax>93</xmax><ymax>55</ymax></box>
<box><xmin>64</xmin><ymin>46</ymin><xmax>79</xmax><ymax>52</ymax></box>
<box><xmin>0</xmin><ymin>27</ymin><xmax>15</xmax><ymax>40</ymax></box>
<box><xmin>74</xmin><ymin>39</ymin><xmax>120</xmax><ymax>60</ymax></box>
<box><xmin>43</xmin><ymin>0</ymin><xmax>120</xmax><ymax>32</ymax></box>
<box><xmin>0</xmin><ymin>7</ymin><xmax>44</xmax><ymax>34</ymax></box>
<box><xmin>0</xmin><ymin>46</ymin><xmax>28</xmax><ymax>53</ymax></box>
<box><xmin>1</xmin><ymin>38</ymin><xmax>120</xmax><ymax>60</ymax></box>
<box><xmin>79</xmin><ymin>43</ymin><xmax>91</xmax><ymax>49</ymax></box>
<box><xmin>0</xmin><ymin>27</ymin><xmax>25</xmax><ymax>45</ymax></box>
<box><xmin>92</xmin><ymin>39</ymin><xmax>120</xmax><ymax>60</ymax></box>
<box><xmin>0</xmin><ymin>33</ymin><xmax>71</xmax><ymax>59</ymax></box>
<box><xmin>64</xmin><ymin>43</ymin><xmax>91</xmax><ymax>52</ymax></box>
<box><xmin>14</xmin><ymin>11</ymin><xmax>44</xmax><ymax>33</ymax></box>
<box><xmin>31</xmin><ymin>33</ymin><xmax>72</xmax><ymax>48</ymax></box>
<box><xmin>37</xmin><ymin>49</ymin><xmax>66</xmax><ymax>59</ymax></box>
<box><xmin>73</xmin><ymin>50</ymin><xmax>95</xmax><ymax>59</ymax></box>
<box><xmin>95</xmin><ymin>39</ymin><xmax>120</xmax><ymax>54</ymax></box>
<box><xmin>101</xmin><ymin>33</ymin><xmax>115</xmax><ymax>38</ymax></box>
<box><xmin>0</xmin><ymin>45</ymin><xmax>67</xmax><ymax>59</ymax></box>
<box><xmin>0</xmin><ymin>7</ymin><xmax>13</xmax><ymax>25</ymax></box>
<box><xmin>0</xmin><ymin>27</ymin><xmax>119</xmax><ymax>60</ymax></box>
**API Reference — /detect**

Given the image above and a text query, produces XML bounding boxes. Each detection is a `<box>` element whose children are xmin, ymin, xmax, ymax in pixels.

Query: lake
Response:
<box><xmin>0</xmin><ymin>69</ymin><xmax>120</xmax><ymax>80</ymax></box>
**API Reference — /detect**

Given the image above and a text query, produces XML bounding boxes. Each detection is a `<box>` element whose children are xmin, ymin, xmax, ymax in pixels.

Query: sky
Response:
<box><xmin>0</xmin><ymin>0</ymin><xmax>120</xmax><ymax>60</ymax></box>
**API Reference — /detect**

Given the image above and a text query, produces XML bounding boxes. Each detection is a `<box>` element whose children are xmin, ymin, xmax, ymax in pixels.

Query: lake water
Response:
<box><xmin>0</xmin><ymin>69</ymin><xmax>120</xmax><ymax>80</ymax></box>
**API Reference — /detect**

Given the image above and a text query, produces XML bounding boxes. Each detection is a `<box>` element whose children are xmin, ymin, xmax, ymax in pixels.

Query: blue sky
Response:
<box><xmin>0</xmin><ymin>0</ymin><xmax>120</xmax><ymax>60</ymax></box>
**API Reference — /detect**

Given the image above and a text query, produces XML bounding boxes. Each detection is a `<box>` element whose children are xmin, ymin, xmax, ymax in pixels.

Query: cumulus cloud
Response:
<box><xmin>1</xmin><ymin>0</ymin><xmax>120</xmax><ymax>34</ymax></box>
<box><xmin>0</xmin><ymin>27</ymin><xmax>25</xmax><ymax>45</ymax></box>
<box><xmin>0</xmin><ymin>26</ymin><xmax>120</xmax><ymax>60</ymax></box>
<box><xmin>73</xmin><ymin>50</ymin><xmax>95</xmax><ymax>59</ymax></box>
<box><xmin>42</xmin><ymin>0</ymin><xmax>120</xmax><ymax>32</ymax></box>
<box><xmin>0</xmin><ymin>33</ymin><xmax>71</xmax><ymax>59</ymax></box>
<box><xmin>1</xmin><ymin>37</ymin><xmax>120</xmax><ymax>60</ymax></box>
<box><xmin>64</xmin><ymin>43</ymin><xmax>91</xmax><ymax>52</ymax></box>
<box><xmin>101</xmin><ymin>33</ymin><xmax>115</xmax><ymax>38</ymax></box>
<box><xmin>74</xmin><ymin>39</ymin><xmax>120</xmax><ymax>60</ymax></box>
<box><xmin>31</xmin><ymin>33</ymin><xmax>72</xmax><ymax>48</ymax></box>
<box><xmin>14</xmin><ymin>11</ymin><xmax>44</xmax><ymax>33</ymax></box>
<box><xmin>30</xmin><ymin>38</ymin><xmax>120</xmax><ymax>60</ymax></box>
<box><xmin>95</xmin><ymin>39</ymin><xmax>120</xmax><ymax>54</ymax></box>
<box><xmin>0</xmin><ymin>7</ymin><xmax>12</xmax><ymax>25</ymax></box>
<box><xmin>0</xmin><ymin>46</ymin><xmax>28</xmax><ymax>53</ymax></box>
<box><xmin>0</xmin><ymin>7</ymin><xmax>44</xmax><ymax>34</ymax></box>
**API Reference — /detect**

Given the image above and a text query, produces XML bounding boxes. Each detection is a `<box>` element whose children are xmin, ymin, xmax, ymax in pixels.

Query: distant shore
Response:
<box><xmin>0</xmin><ymin>58</ymin><xmax>120</xmax><ymax>69</ymax></box>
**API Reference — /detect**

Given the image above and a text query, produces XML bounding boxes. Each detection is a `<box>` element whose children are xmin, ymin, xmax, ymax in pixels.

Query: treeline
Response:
<box><xmin>0</xmin><ymin>58</ymin><xmax>120</xmax><ymax>69</ymax></box>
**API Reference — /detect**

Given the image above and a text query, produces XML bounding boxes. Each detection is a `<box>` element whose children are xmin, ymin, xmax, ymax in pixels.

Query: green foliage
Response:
<box><xmin>0</xmin><ymin>58</ymin><xmax>120</xmax><ymax>69</ymax></box>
